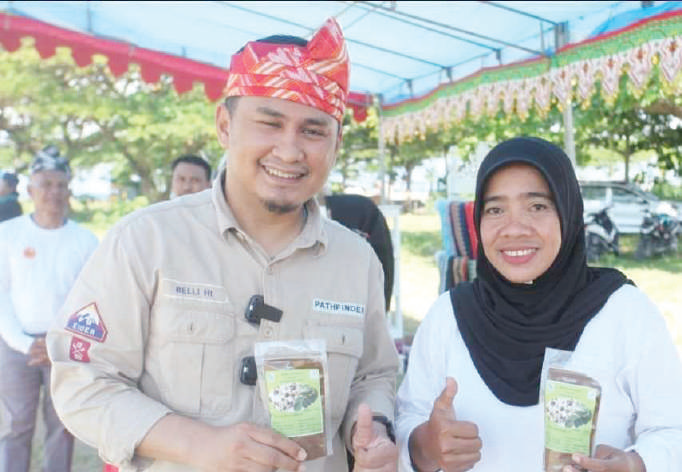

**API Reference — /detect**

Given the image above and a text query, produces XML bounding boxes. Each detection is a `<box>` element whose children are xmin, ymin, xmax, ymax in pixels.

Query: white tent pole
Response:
<box><xmin>555</xmin><ymin>21</ymin><xmax>576</xmax><ymax>166</ymax></box>
<box><xmin>563</xmin><ymin>105</ymin><xmax>576</xmax><ymax>167</ymax></box>
<box><xmin>376</xmin><ymin>94</ymin><xmax>387</xmax><ymax>204</ymax></box>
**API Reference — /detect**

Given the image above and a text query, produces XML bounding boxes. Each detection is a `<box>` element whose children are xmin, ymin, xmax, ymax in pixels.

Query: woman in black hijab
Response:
<box><xmin>396</xmin><ymin>137</ymin><xmax>682</xmax><ymax>472</ymax></box>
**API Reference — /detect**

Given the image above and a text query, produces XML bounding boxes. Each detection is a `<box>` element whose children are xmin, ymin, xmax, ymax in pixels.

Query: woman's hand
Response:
<box><xmin>563</xmin><ymin>445</ymin><xmax>645</xmax><ymax>472</ymax></box>
<box><xmin>408</xmin><ymin>377</ymin><xmax>482</xmax><ymax>472</ymax></box>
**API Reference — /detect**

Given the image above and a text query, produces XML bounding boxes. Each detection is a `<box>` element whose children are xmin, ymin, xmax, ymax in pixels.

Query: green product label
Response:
<box><xmin>544</xmin><ymin>380</ymin><xmax>598</xmax><ymax>455</ymax></box>
<box><xmin>264</xmin><ymin>368</ymin><xmax>323</xmax><ymax>438</ymax></box>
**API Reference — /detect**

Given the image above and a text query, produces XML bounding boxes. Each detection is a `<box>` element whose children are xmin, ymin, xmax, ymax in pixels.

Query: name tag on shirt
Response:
<box><xmin>161</xmin><ymin>278</ymin><xmax>229</xmax><ymax>304</ymax></box>
<box><xmin>312</xmin><ymin>299</ymin><xmax>365</xmax><ymax>317</ymax></box>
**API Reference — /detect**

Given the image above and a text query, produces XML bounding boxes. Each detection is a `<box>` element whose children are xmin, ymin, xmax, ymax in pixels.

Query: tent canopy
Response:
<box><xmin>1</xmin><ymin>1</ymin><xmax>682</xmax><ymax>134</ymax></box>
<box><xmin>2</xmin><ymin>2</ymin><xmax>679</xmax><ymax>102</ymax></box>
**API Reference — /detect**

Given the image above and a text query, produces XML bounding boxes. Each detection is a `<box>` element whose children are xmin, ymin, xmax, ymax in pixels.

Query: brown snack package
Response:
<box><xmin>255</xmin><ymin>339</ymin><xmax>331</xmax><ymax>461</ymax></box>
<box><xmin>544</xmin><ymin>367</ymin><xmax>602</xmax><ymax>472</ymax></box>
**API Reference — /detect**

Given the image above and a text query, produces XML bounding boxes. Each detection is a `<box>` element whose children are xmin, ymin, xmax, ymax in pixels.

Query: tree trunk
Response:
<box><xmin>140</xmin><ymin>175</ymin><xmax>162</xmax><ymax>202</ymax></box>
<box><xmin>405</xmin><ymin>165</ymin><xmax>414</xmax><ymax>211</ymax></box>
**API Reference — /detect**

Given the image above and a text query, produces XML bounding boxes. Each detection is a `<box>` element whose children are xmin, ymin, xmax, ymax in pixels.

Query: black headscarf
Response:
<box><xmin>451</xmin><ymin>137</ymin><xmax>630</xmax><ymax>406</ymax></box>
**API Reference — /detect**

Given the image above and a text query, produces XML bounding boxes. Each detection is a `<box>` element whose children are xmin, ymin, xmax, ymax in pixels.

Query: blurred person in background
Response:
<box><xmin>0</xmin><ymin>172</ymin><xmax>22</xmax><ymax>222</ymax></box>
<box><xmin>322</xmin><ymin>192</ymin><xmax>395</xmax><ymax>311</ymax></box>
<box><xmin>169</xmin><ymin>154</ymin><xmax>212</xmax><ymax>198</ymax></box>
<box><xmin>0</xmin><ymin>145</ymin><xmax>98</xmax><ymax>472</ymax></box>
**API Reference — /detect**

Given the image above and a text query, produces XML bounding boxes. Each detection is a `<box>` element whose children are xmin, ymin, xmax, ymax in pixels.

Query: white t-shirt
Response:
<box><xmin>0</xmin><ymin>215</ymin><xmax>98</xmax><ymax>353</ymax></box>
<box><xmin>396</xmin><ymin>284</ymin><xmax>682</xmax><ymax>472</ymax></box>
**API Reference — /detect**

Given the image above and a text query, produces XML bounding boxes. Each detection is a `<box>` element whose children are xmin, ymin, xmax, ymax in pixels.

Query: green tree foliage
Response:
<box><xmin>382</xmin><ymin>70</ymin><xmax>682</xmax><ymax>184</ymax></box>
<box><xmin>386</xmin><ymin>129</ymin><xmax>442</xmax><ymax>195</ymax></box>
<box><xmin>334</xmin><ymin>108</ymin><xmax>379</xmax><ymax>191</ymax></box>
<box><xmin>441</xmin><ymin>107</ymin><xmax>565</xmax><ymax>159</ymax></box>
<box><xmin>4</xmin><ymin>39</ymin><xmax>681</xmax><ymax>205</ymax></box>
<box><xmin>0</xmin><ymin>41</ymin><xmax>222</xmax><ymax>201</ymax></box>
<box><xmin>573</xmin><ymin>74</ymin><xmax>682</xmax><ymax>181</ymax></box>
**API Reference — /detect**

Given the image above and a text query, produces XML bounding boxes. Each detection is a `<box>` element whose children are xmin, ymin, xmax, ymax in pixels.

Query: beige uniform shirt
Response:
<box><xmin>47</xmin><ymin>181</ymin><xmax>399</xmax><ymax>471</ymax></box>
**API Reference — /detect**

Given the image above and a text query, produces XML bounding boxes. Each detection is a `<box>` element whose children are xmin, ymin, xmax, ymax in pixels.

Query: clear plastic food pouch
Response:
<box><xmin>542</xmin><ymin>358</ymin><xmax>602</xmax><ymax>472</ymax></box>
<box><xmin>254</xmin><ymin>339</ymin><xmax>332</xmax><ymax>460</ymax></box>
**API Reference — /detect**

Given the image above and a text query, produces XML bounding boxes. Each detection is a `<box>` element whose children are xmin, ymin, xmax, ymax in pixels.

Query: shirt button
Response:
<box><xmin>263</xmin><ymin>326</ymin><xmax>274</xmax><ymax>338</ymax></box>
<box><xmin>266</xmin><ymin>267</ymin><xmax>274</xmax><ymax>275</ymax></box>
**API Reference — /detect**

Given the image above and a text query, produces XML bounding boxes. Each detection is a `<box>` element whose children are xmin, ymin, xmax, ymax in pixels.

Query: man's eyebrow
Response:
<box><xmin>255</xmin><ymin>106</ymin><xmax>331</xmax><ymax>128</ymax></box>
<box><xmin>256</xmin><ymin>106</ymin><xmax>285</xmax><ymax>118</ymax></box>
<box><xmin>302</xmin><ymin>117</ymin><xmax>332</xmax><ymax>128</ymax></box>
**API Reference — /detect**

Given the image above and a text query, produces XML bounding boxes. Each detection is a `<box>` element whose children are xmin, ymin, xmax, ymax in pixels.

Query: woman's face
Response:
<box><xmin>479</xmin><ymin>163</ymin><xmax>562</xmax><ymax>284</ymax></box>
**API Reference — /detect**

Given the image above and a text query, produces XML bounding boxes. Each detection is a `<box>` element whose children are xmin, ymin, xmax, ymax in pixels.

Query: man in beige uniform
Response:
<box><xmin>47</xmin><ymin>18</ymin><xmax>399</xmax><ymax>472</ymax></box>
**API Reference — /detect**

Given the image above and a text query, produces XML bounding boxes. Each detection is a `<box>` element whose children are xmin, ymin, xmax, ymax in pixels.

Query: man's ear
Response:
<box><xmin>216</xmin><ymin>104</ymin><xmax>231</xmax><ymax>149</ymax></box>
<box><xmin>331</xmin><ymin>128</ymin><xmax>342</xmax><ymax>167</ymax></box>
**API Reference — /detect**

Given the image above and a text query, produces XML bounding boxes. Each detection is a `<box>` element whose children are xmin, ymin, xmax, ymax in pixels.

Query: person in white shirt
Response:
<box><xmin>396</xmin><ymin>137</ymin><xmax>682</xmax><ymax>472</ymax></box>
<box><xmin>0</xmin><ymin>146</ymin><xmax>98</xmax><ymax>472</ymax></box>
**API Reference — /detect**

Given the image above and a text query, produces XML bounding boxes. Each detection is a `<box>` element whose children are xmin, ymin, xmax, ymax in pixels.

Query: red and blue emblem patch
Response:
<box><xmin>65</xmin><ymin>302</ymin><xmax>107</xmax><ymax>342</ymax></box>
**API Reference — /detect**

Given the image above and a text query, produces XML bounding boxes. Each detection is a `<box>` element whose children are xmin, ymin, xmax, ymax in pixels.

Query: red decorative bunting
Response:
<box><xmin>0</xmin><ymin>11</ymin><xmax>372</xmax><ymax>122</ymax></box>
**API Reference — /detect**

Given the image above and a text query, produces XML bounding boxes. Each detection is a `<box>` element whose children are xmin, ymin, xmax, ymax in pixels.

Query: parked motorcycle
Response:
<box><xmin>585</xmin><ymin>206</ymin><xmax>620</xmax><ymax>263</ymax></box>
<box><xmin>634</xmin><ymin>208</ymin><xmax>680</xmax><ymax>259</ymax></box>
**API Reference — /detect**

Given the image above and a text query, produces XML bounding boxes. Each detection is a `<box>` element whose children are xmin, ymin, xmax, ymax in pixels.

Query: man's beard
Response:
<box><xmin>262</xmin><ymin>199</ymin><xmax>299</xmax><ymax>215</ymax></box>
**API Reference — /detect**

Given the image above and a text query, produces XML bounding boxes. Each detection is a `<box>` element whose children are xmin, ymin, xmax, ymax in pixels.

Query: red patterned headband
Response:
<box><xmin>222</xmin><ymin>18</ymin><xmax>349</xmax><ymax>123</ymax></box>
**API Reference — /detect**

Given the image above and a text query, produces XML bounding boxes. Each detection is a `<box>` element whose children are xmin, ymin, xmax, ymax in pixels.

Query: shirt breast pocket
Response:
<box><xmin>303</xmin><ymin>316</ymin><xmax>364</xmax><ymax>424</ymax></box>
<box><xmin>150</xmin><ymin>301</ymin><xmax>236</xmax><ymax>417</ymax></box>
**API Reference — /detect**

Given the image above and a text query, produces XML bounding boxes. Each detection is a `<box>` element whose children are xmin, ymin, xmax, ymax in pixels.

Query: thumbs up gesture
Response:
<box><xmin>433</xmin><ymin>376</ymin><xmax>458</xmax><ymax>420</ymax></box>
<box><xmin>409</xmin><ymin>377</ymin><xmax>482</xmax><ymax>472</ymax></box>
<box><xmin>351</xmin><ymin>404</ymin><xmax>398</xmax><ymax>472</ymax></box>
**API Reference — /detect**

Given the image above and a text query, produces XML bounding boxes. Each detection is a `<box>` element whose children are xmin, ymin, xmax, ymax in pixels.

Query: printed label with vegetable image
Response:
<box><xmin>544</xmin><ymin>379</ymin><xmax>599</xmax><ymax>454</ymax></box>
<box><xmin>265</xmin><ymin>368</ymin><xmax>323</xmax><ymax>438</ymax></box>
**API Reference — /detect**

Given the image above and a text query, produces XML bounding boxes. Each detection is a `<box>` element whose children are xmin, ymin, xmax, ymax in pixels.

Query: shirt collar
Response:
<box><xmin>212</xmin><ymin>171</ymin><xmax>240</xmax><ymax>234</ymax></box>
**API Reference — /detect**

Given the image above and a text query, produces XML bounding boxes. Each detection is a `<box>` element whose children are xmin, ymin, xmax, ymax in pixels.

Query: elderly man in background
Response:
<box><xmin>0</xmin><ymin>172</ymin><xmax>22</xmax><ymax>222</ymax></box>
<box><xmin>0</xmin><ymin>146</ymin><xmax>98</xmax><ymax>472</ymax></box>
<box><xmin>169</xmin><ymin>154</ymin><xmax>212</xmax><ymax>198</ymax></box>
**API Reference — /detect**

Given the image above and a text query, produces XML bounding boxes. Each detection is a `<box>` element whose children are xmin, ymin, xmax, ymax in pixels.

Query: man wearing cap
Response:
<box><xmin>0</xmin><ymin>146</ymin><xmax>98</xmax><ymax>471</ymax></box>
<box><xmin>0</xmin><ymin>172</ymin><xmax>22</xmax><ymax>222</ymax></box>
<box><xmin>47</xmin><ymin>18</ymin><xmax>399</xmax><ymax>472</ymax></box>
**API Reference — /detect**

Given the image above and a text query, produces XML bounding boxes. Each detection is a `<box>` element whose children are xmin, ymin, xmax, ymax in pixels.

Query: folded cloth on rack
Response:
<box><xmin>468</xmin><ymin>258</ymin><xmax>477</xmax><ymax>282</ymax></box>
<box><xmin>464</xmin><ymin>200</ymin><xmax>478</xmax><ymax>257</ymax></box>
<box><xmin>440</xmin><ymin>255</ymin><xmax>479</xmax><ymax>293</ymax></box>
<box><xmin>450</xmin><ymin>201</ymin><xmax>476</xmax><ymax>259</ymax></box>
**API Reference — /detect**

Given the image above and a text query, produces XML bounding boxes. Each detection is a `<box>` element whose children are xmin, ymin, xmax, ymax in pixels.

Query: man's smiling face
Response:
<box><xmin>217</xmin><ymin>96</ymin><xmax>340</xmax><ymax>215</ymax></box>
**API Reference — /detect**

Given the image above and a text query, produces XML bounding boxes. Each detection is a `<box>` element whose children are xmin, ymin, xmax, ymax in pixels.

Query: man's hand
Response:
<box><xmin>27</xmin><ymin>337</ymin><xmax>50</xmax><ymax>367</ymax></box>
<box><xmin>563</xmin><ymin>445</ymin><xmax>646</xmax><ymax>472</ymax></box>
<box><xmin>195</xmin><ymin>422</ymin><xmax>306</xmax><ymax>472</ymax></box>
<box><xmin>138</xmin><ymin>416</ymin><xmax>307</xmax><ymax>472</ymax></box>
<box><xmin>409</xmin><ymin>377</ymin><xmax>482</xmax><ymax>472</ymax></box>
<box><xmin>351</xmin><ymin>404</ymin><xmax>398</xmax><ymax>472</ymax></box>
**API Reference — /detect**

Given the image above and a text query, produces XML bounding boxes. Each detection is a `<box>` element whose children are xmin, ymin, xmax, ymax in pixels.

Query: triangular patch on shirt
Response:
<box><xmin>65</xmin><ymin>302</ymin><xmax>108</xmax><ymax>342</ymax></box>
